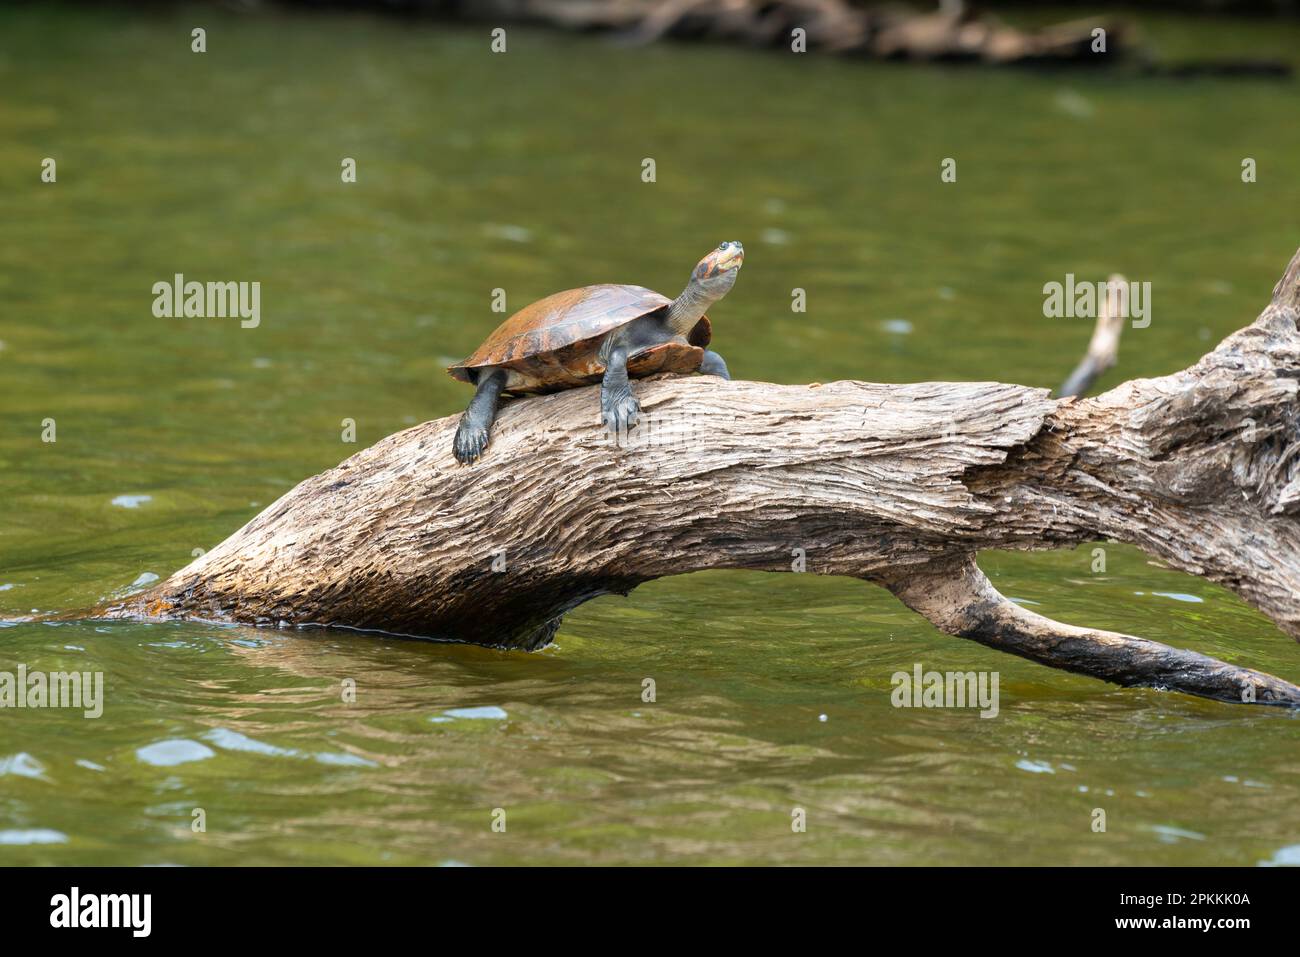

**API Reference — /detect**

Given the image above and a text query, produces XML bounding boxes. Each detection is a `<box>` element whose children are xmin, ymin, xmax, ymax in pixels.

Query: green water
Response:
<box><xmin>2</xmin><ymin>4</ymin><xmax>1299</xmax><ymax>865</ymax></box>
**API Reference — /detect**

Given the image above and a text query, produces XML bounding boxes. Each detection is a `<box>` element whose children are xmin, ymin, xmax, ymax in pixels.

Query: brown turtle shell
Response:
<box><xmin>447</xmin><ymin>284</ymin><xmax>711</xmax><ymax>396</ymax></box>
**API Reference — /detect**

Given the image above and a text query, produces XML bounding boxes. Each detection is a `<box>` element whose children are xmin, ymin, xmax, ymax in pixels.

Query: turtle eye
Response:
<box><xmin>718</xmin><ymin>243</ymin><xmax>727</xmax><ymax>250</ymax></box>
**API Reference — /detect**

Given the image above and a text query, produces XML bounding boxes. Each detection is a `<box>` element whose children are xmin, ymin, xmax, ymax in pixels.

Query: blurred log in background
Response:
<box><xmin>177</xmin><ymin>0</ymin><xmax>1300</xmax><ymax>73</ymax></box>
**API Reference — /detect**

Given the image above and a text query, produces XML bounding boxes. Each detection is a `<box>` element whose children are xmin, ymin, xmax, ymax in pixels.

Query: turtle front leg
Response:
<box><xmin>600</xmin><ymin>343</ymin><xmax>640</xmax><ymax>436</ymax></box>
<box><xmin>453</xmin><ymin>368</ymin><xmax>507</xmax><ymax>464</ymax></box>
<box><xmin>699</xmin><ymin>350</ymin><xmax>730</xmax><ymax>380</ymax></box>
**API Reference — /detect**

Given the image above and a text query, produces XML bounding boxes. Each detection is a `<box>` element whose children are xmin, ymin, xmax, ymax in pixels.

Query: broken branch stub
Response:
<box><xmin>1057</xmin><ymin>273</ymin><xmax>1128</xmax><ymax>398</ymax></box>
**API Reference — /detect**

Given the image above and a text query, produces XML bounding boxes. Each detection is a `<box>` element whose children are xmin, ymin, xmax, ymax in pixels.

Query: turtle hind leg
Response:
<box><xmin>699</xmin><ymin>349</ymin><xmax>730</xmax><ymax>380</ymax></box>
<box><xmin>453</xmin><ymin>367</ymin><xmax>507</xmax><ymax>464</ymax></box>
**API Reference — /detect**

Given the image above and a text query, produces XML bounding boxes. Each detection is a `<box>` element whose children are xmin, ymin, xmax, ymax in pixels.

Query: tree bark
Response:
<box><xmin>95</xmin><ymin>248</ymin><xmax>1300</xmax><ymax>707</ymax></box>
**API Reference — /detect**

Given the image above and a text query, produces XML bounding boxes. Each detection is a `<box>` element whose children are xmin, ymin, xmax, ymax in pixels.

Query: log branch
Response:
<box><xmin>1057</xmin><ymin>273</ymin><xmax>1127</xmax><ymax>398</ymax></box>
<box><xmin>91</xmin><ymin>247</ymin><xmax>1300</xmax><ymax>707</ymax></box>
<box><xmin>877</xmin><ymin>555</ymin><xmax>1299</xmax><ymax>705</ymax></box>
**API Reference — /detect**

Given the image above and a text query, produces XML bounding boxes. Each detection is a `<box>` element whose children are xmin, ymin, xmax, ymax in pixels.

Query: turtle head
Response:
<box><xmin>668</xmin><ymin>242</ymin><xmax>744</xmax><ymax>334</ymax></box>
<box><xmin>692</xmin><ymin>241</ymin><xmax>744</xmax><ymax>295</ymax></box>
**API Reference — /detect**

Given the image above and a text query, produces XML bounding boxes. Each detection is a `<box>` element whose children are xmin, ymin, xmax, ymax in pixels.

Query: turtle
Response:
<box><xmin>447</xmin><ymin>241</ymin><xmax>744</xmax><ymax>464</ymax></box>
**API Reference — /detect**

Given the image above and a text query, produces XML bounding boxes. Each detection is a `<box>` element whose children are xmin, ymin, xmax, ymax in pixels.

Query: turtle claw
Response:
<box><xmin>602</xmin><ymin>389</ymin><xmax>640</xmax><ymax>438</ymax></box>
<box><xmin>453</xmin><ymin>419</ymin><xmax>491</xmax><ymax>465</ymax></box>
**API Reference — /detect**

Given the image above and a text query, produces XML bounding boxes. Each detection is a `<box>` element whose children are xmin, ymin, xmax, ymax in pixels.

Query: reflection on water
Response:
<box><xmin>1</xmin><ymin>5</ymin><xmax>1298</xmax><ymax>864</ymax></box>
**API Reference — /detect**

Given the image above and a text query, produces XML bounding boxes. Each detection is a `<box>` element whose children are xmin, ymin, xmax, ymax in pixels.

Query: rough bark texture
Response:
<box><xmin>96</xmin><ymin>248</ymin><xmax>1300</xmax><ymax>707</ymax></box>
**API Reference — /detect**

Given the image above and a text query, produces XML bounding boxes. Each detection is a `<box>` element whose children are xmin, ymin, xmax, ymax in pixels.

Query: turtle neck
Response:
<box><xmin>666</xmin><ymin>282</ymin><xmax>719</xmax><ymax>336</ymax></box>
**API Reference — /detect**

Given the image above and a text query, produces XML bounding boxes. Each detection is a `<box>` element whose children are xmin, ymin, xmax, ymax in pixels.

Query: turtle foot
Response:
<box><xmin>453</xmin><ymin>418</ymin><xmax>491</xmax><ymax>464</ymax></box>
<box><xmin>601</xmin><ymin>388</ymin><xmax>640</xmax><ymax>438</ymax></box>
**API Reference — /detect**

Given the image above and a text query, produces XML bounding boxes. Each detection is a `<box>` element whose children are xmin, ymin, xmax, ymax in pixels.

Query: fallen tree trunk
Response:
<box><xmin>96</xmin><ymin>248</ymin><xmax>1300</xmax><ymax>707</ymax></box>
